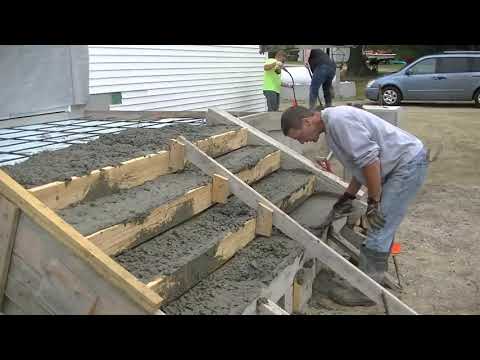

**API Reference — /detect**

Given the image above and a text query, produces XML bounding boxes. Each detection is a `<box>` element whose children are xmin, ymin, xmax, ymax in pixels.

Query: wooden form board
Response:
<box><xmin>212</xmin><ymin>174</ymin><xmax>229</xmax><ymax>204</ymax></box>
<box><xmin>256</xmin><ymin>203</ymin><xmax>273</xmax><ymax>237</ymax></box>
<box><xmin>292</xmin><ymin>259</ymin><xmax>316</xmax><ymax>314</ymax></box>
<box><xmin>29</xmin><ymin>128</ymin><xmax>248</xmax><ymax>210</ymax></box>
<box><xmin>87</xmin><ymin>151</ymin><xmax>281</xmax><ymax>256</ymax></box>
<box><xmin>5</xmin><ymin>220</ymin><xmax>150</xmax><ymax>315</ymax></box>
<box><xmin>0</xmin><ymin>196</ymin><xmax>20</xmax><ymax>309</ymax></box>
<box><xmin>146</xmin><ymin>176</ymin><xmax>316</xmax><ymax>304</ymax></box>
<box><xmin>179</xmin><ymin>136</ymin><xmax>417</xmax><ymax>315</ymax></box>
<box><xmin>0</xmin><ymin>169</ymin><xmax>164</xmax><ymax>314</ymax></box>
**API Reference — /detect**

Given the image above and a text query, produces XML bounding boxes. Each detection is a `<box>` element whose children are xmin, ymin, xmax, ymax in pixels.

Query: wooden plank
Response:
<box><xmin>147</xmin><ymin>176</ymin><xmax>315</xmax><ymax>303</ymax></box>
<box><xmin>11</xmin><ymin>214</ymin><xmax>160</xmax><ymax>315</ymax></box>
<box><xmin>207</xmin><ymin>108</ymin><xmax>365</xmax><ymax>197</ymax></box>
<box><xmin>257</xmin><ymin>298</ymin><xmax>290</xmax><ymax>315</ymax></box>
<box><xmin>196</xmin><ymin>128</ymin><xmax>248</xmax><ymax>158</ymax></box>
<box><xmin>256</xmin><ymin>203</ymin><xmax>273</xmax><ymax>237</ymax></box>
<box><xmin>89</xmin><ymin>185</ymin><xmax>211</xmax><ymax>256</ymax></box>
<box><xmin>169</xmin><ymin>139</ymin><xmax>185</xmax><ymax>172</ymax></box>
<box><xmin>0</xmin><ymin>195</ymin><xmax>20</xmax><ymax>310</ymax></box>
<box><xmin>212</xmin><ymin>174</ymin><xmax>229</xmax><ymax>204</ymax></box>
<box><xmin>88</xmin><ymin>151</ymin><xmax>281</xmax><ymax>256</ymax></box>
<box><xmin>7</xmin><ymin>253</ymin><xmax>99</xmax><ymax>315</ymax></box>
<box><xmin>180</xmin><ymin>136</ymin><xmax>416</xmax><ymax>315</ymax></box>
<box><xmin>147</xmin><ymin>219</ymin><xmax>257</xmax><ymax>302</ymax></box>
<box><xmin>36</xmin><ymin>259</ymin><xmax>99</xmax><ymax>315</ymax></box>
<box><xmin>29</xmin><ymin>129</ymin><xmax>248</xmax><ymax>210</ymax></box>
<box><xmin>29</xmin><ymin>153</ymin><xmax>167</xmax><ymax>210</ymax></box>
<box><xmin>0</xmin><ymin>169</ymin><xmax>163</xmax><ymax>313</ymax></box>
<box><xmin>292</xmin><ymin>259</ymin><xmax>316</xmax><ymax>314</ymax></box>
<box><xmin>4</xmin><ymin>255</ymin><xmax>53</xmax><ymax>315</ymax></box>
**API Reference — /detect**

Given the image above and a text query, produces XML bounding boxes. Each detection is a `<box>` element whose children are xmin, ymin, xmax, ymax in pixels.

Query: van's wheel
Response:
<box><xmin>474</xmin><ymin>89</ymin><xmax>480</xmax><ymax>108</ymax></box>
<box><xmin>380</xmin><ymin>86</ymin><xmax>402</xmax><ymax>106</ymax></box>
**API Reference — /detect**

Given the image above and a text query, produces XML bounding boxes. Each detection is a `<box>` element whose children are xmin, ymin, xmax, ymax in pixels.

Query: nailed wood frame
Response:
<box><xmin>29</xmin><ymin>128</ymin><xmax>248</xmax><ymax>210</ymax></box>
<box><xmin>145</xmin><ymin>175</ymin><xmax>316</xmax><ymax>304</ymax></box>
<box><xmin>87</xmin><ymin>150</ymin><xmax>281</xmax><ymax>256</ymax></box>
<box><xmin>0</xmin><ymin>169</ymin><xmax>164</xmax><ymax>314</ymax></box>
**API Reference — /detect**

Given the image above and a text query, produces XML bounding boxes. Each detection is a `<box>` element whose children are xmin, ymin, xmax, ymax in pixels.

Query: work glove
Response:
<box><xmin>310</xmin><ymin>192</ymin><xmax>356</xmax><ymax>237</ymax></box>
<box><xmin>332</xmin><ymin>192</ymin><xmax>356</xmax><ymax>216</ymax></box>
<box><xmin>365</xmin><ymin>198</ymin><xmax>386</xmax><ymax>231</ymax></box>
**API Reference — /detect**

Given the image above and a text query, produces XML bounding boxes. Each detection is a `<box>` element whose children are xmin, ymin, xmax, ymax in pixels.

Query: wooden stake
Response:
<box><xmin>212</xmin><ymin>174</ymin><xmax>229</xmax><ymax>204</ymax></box>
<box><xmin>256</xmin><ymin>203</ymin><xmax>273</xmax><ymax>237</ymax></box>
<box><xmin>169</xmin><ymin>139</ymin><xmax>185</xmax><ymax>172</ymax></box>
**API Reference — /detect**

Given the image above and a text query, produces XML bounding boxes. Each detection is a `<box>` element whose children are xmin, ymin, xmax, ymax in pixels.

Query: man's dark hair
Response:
<box><xmin>281</xmin><ymin>106</ymin><xmax>313</xmax><ymax>136</ymax></box>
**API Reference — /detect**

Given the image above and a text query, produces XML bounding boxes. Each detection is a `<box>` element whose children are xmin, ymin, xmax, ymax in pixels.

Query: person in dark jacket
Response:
<box><xmin>305</xmin><ymin>49</ymin><xmax>337</xmax><ymax>109</ymax></box>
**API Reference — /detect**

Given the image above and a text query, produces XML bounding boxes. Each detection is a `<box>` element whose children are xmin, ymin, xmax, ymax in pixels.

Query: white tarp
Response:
<box><xmin>0</xmin><ymin>45</ymin><xmax>89</xmax><ymax>120</ymax></box>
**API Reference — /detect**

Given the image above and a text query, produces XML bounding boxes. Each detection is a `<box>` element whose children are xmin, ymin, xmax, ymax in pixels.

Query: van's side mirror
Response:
<box><xmin>405</xmin><ymin>69</ymin><xmax>412</xmax><ymax>76</ymax></box>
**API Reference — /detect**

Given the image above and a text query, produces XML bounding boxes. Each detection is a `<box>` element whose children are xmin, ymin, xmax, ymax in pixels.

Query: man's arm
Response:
<box><xmin>345</xmin><ymin>176</ymin><xmax>362</xmax><ymax>197</ymax></box>
<box><xmin>362</xmin><ymin>160</ymin><xmax>382</xmax><ymax>202</ymax></box>
<box><xmin>264</xmin><ymin>61</ymin><xmax>278</xmax><ymax>71</ymax></box>
<box><xmin>304</xmin><ymin>49</ymin><xmax>311</xmax><ymax>66</ymax></box>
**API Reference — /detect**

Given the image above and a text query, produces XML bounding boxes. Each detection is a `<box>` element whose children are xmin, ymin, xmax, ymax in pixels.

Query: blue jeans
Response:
<box><xmin>365</xmin><ymin>148</ymin><xmax>429</xmax><ymax>253</ymax></box>
<box><xmin>263</xmin><ymin>90</ymin><xmax>280</xmax><ymax>112</ymax></box>
<box><xmin>309</xmin><ymin>65</ymin><xmax>335</xmax><ymax>109</ymax></box>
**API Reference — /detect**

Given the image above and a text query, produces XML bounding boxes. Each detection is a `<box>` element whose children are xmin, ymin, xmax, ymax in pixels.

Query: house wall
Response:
<box><xmin>0</xmin><ymin>46</ymin><xmax>89</xmax><ymax>121</ymax></box>
<box><xmin>88</xmin><ymin>45</ymin><xmax>267</xmax><ymax>112</ymax></box>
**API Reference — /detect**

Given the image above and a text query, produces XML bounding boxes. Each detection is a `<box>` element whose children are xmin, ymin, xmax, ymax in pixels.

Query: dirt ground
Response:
<box><xmin>281</xmin><ymin>100</ymin><xmax>480</xmax><ymax>315</ymax></box>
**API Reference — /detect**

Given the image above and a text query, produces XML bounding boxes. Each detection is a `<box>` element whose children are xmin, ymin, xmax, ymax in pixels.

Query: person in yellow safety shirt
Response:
<box><xmin>263</xmin><ymin>50</ymin><xmax>291</xmax><ymax>111</ymax></box>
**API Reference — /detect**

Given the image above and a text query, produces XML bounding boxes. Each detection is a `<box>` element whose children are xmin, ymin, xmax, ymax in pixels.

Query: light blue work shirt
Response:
<box><xmin>322</xmin><ymin>106</ymin><xmax>424</xmax><ymax>185</ymax></box>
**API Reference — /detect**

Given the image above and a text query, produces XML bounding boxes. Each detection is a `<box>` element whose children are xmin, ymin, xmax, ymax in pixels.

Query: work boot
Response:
<box><xmin>357</xmin><ymin>246</ymin><xmax>389</xmax><ymax>285</ymax></box>
<box><xmin>327</xmin><ymin>246</ymin><xmax>390</xmax><ymax>307</ymax></box>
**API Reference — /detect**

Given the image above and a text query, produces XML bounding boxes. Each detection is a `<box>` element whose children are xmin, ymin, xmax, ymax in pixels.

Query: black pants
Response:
<box><xmin>263</xmin><ymin>90</ymin><xmax>280</xmax><ymax>112</ymax></box>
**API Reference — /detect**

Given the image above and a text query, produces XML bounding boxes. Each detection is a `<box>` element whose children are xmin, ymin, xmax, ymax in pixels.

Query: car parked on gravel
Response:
<box><xmin>366</xmin><ymin>52</ymin><xmax>480</xmax><ymax>107</ymax></box>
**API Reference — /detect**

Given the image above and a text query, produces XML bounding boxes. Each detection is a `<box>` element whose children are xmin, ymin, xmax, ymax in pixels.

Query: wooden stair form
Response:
<box><xmin>115</xmin><ymin>170</ymin><xmax>316</xmax><ymax>305</ymax></box>
<box><xmin>57</xmin><ymin>145</ymin><xmax>280</xmax><ymax>256</ymax></box>
<box><xmin>29</xmin><ymin>128</ymin><xmax>248</xmax><ymax>210</ymax></box>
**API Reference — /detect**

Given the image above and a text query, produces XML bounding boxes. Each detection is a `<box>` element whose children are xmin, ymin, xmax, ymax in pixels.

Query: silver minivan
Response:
<box><xmin>366</xmin><ymin>51</ymin><xmax>480</xmax><ymax>107</ymax></box>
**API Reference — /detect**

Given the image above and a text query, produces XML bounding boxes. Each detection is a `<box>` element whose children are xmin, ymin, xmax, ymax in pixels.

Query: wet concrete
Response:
<box><xmin>163</xmin><ymin>231</ymin><xmax>303</xmax><ymax>315</ymax></box>
<box><xmin>57</xmin><ymin>145</ymin><xmax>276</xmax><ymax>236</ymax></box>
<box><xmin>2</xmin><ymin>124</ymin><xmax>238</xmax><ymax>188</ymax></box>
<box><xmin>289</xmin><ymin>193</ymin><xmax>346</xmax><ymax>232</ymax></box>
<box><xmin>115</xmin><ymin>170</ymin><xmax>313</xmax><ymax>286</ymax></box>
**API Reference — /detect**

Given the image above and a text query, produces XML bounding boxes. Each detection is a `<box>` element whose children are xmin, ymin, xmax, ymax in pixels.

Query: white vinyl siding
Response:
<box><xmin>88</xmin><ymin>45</ymin><xmax>266</xmax><ymax>112</ymax></box>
